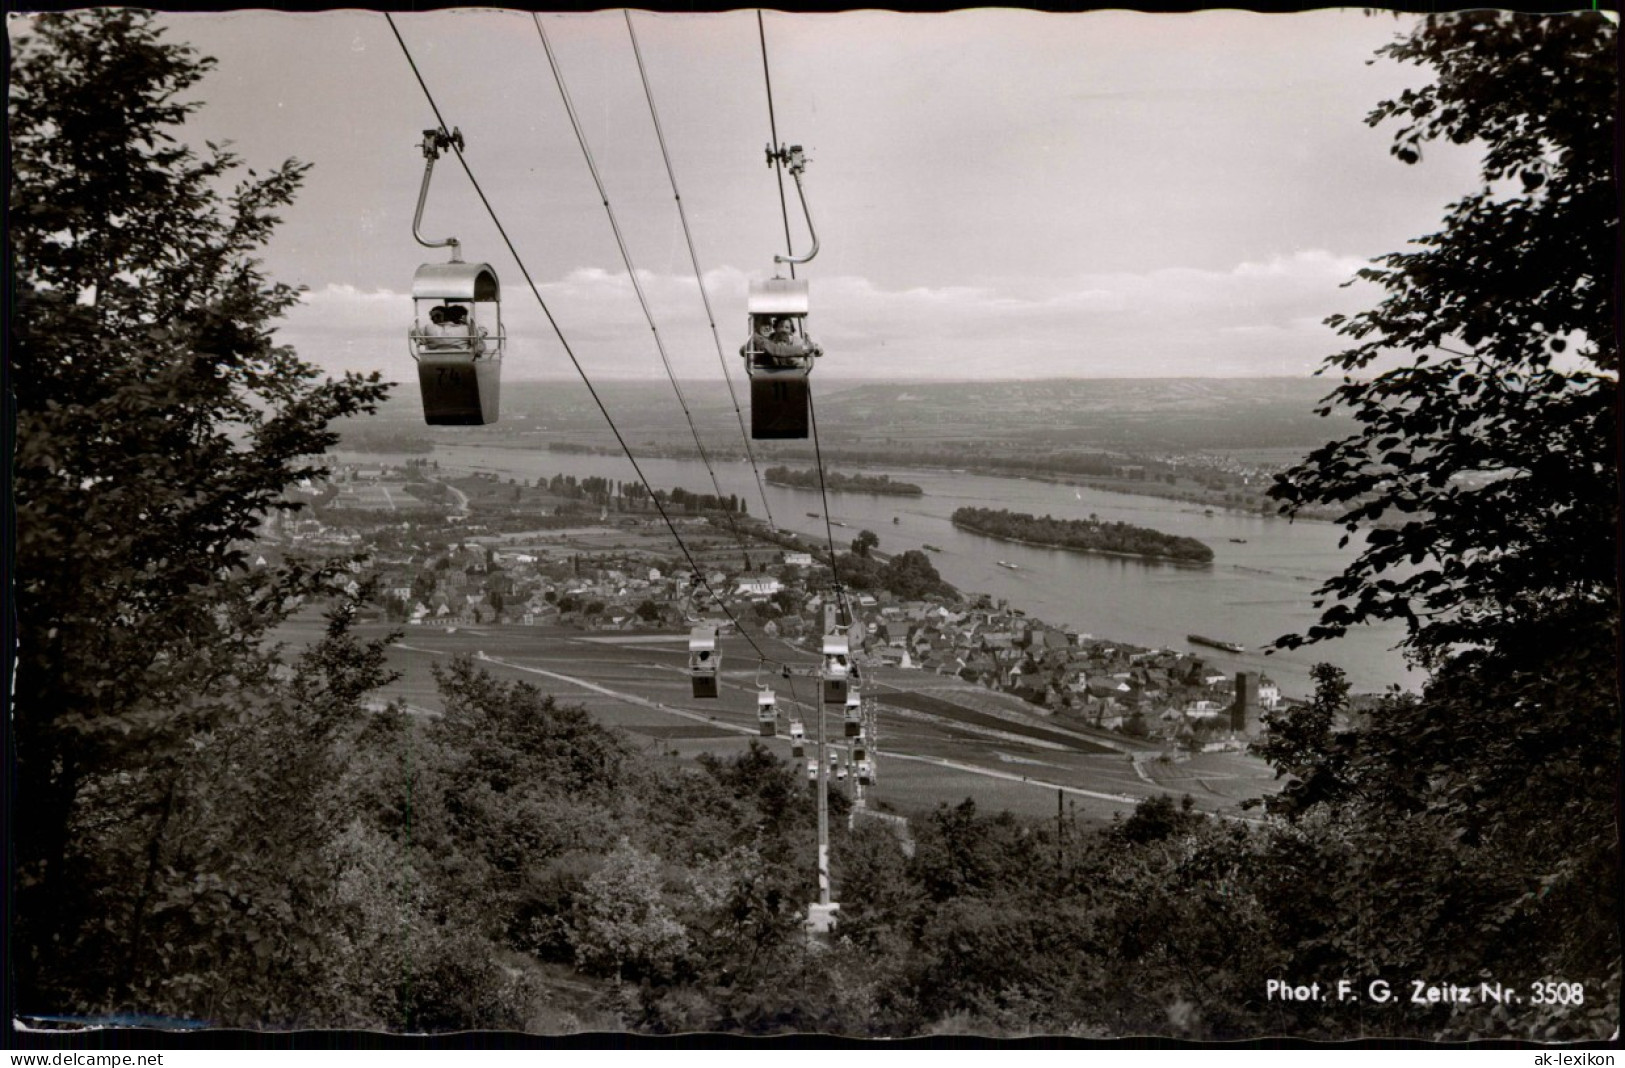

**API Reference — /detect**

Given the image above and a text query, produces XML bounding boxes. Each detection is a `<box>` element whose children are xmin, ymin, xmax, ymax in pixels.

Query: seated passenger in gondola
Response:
<box><xmin>445</xmin><ymin>304</ymin><xmax>487</xmax><ymax>357</ymax></box>
<box><xmin>772</xmin><ymin>317</ymin><xmax>822</xmax><ymax>363</ymax></box>
<box><xmin>741</xmin><ymin>316</ymin><xmax>776</xmax><ymax>367</ymax></box>
<box><xmin>414</xmin><ymin>305</ymin><xmax>455</xmax><ymax>349</ymax></box>
<box><xmin>764</xmin><ymin>317</ymin><xmax>816</xmax><ymax>367</ymax></box>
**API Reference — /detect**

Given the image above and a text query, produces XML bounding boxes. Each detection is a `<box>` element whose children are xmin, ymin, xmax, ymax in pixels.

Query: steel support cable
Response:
<box><xmin>534</xmin><ymin>13</ymin><xmax>772</xmax><ymax>664</ymax></box>
<box><xmin>806</xmin><ymin>389</ymin><xmax>846</xmax><ymax>612</ymax></box>
<box><xmin>384</xmin><ymin>13</ymin><xmax>776</xmax><ymax>668</ymax></box>
<box><xmin>757</xmin><ymin>10</ymin><xmax>797</xmax><ymax>282</ymax></box>
<box><xmin>533</xmin><ymin>16</ymin><xmax>732</xmax><ymax>523</ymax></box>
<box><xmin>624</xmin><ymin>10</ymin><xmax>777</xmax><ymax>531</ymax></box>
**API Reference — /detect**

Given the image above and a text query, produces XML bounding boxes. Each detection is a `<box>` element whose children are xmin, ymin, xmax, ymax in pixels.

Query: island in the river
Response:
<box><xmin>951</xmin><ymin>506</ymin><xmax>1214</xmax><ymax>564</ymax></box>
<box><xmin>764</xmin><ymin>466</ymin><xmax>923</xmax><ymax>496</ymax></box>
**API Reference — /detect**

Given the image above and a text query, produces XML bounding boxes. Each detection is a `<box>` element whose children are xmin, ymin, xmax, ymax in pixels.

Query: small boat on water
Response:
<box><xmin>923</xmin><ymin>544</ymin><xmax>943</xmax><ymax>552</ymax></box>
<box><xmin>997</xmin><ymin>560</ymin><xmax>1020</xmax><ymax>570</ymax></box>
<box><xmin>806</xmin><ymin>512</ymin><xmax>820</xmax><ymax>518</ymax></box>
<box><xmin>1229</xmin><ymin>538</ymin><xmax>1248</xmax><ymax>544</ymax></box>
<box><xmin>1188</xmin><ymin>634</ymin><xmax>1244</xmax><ymax>654</ymax></box>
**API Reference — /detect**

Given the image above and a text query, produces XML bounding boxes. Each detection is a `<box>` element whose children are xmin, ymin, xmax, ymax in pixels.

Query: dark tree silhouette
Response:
<box><xmin>10</xmin><ymin>11</ymin><xmax>389</xmax><ymax>1010</ymax></box>
<box><xmin>1269</xmin><ymin>11</ymin><xmax>1617</xmax><ymax>666</ymax></box>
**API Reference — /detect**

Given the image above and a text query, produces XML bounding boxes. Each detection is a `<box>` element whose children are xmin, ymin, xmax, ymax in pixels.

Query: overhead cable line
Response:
<box><xmin>533</xmin><ymin>15</ymin><xmax>735</xmax><ymax>530</ymax></box>
<box><xmin>757</xmin><ymin>10</ymin><xmax>798</xmax><ymax>283</ymax></box>
<box><xmin>536</xmin><ymin>12</ymin><xmax>777</xmax><ymax>668</ymax></box>
<box><xmin>624</xmin><ymin>10</ymin><xmax>778</xmax><ymax>531</ymax></box>
<box><xmin>807</xmin><ymin>390</ymin><xmax>849</xmax><ymax>616</ymax></box>
<box><xmin>384</xmin><ymin>13</ymin><xmax>777</xmax><ymax>669</ymax></box>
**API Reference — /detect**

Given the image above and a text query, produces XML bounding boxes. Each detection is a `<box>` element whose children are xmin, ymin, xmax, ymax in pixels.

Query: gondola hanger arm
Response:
<box><xmin>414</xmin><ymin>127</ymin><xmax>465</xmax><ymax>262</ymax></box>
<box><xmin>767</xmin><ymin>143</ymin><xmax>818</xmax><ymax>267</ymax></box>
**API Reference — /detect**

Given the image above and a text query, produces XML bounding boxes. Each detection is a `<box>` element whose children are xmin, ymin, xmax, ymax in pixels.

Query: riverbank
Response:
<box><xmin>452</xmin><ymin>436</ymin><xmax>1348</xmax><ymax>522</ymax></box>
<box><xmin>349</xmin><ymin>442</ymin><xmax>1422</xmax><ymax>694</ymax></box>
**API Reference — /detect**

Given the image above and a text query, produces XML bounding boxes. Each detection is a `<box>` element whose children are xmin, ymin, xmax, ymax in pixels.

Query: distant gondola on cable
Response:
<box><xmin>821</xmin><ymin>633</ymin><xmax>850</xmax><ymax>705</ymax></box>
<box><xmin>743</xmin><ymin>144</ymin><xmax>823</xmax><ymax>440</ymax></box>
<box><xmin>688</xmin><ymin>626</ymin><xmax>719</xmax><ymax>699</ymax></box>
<box><xmin>406</xmin><ymin>127</ymin><xmax>505</xmax><ymax>425</ymax></box>
<box><xmin>756</xmin><ymin>688</ymin><xmax>778</xmax><ymax>737</ymax></box>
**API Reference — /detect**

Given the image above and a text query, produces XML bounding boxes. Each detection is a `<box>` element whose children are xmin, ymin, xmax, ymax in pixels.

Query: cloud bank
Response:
<box><xmin>276</xmin><ymin>249</ymin><xmax>1377</xmax><ymax>383</ymax></box>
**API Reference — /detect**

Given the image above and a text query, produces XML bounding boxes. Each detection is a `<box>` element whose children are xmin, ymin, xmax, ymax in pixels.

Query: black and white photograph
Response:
<box><xmin>8</xmin><ymin>5</ymin><xmax>1620</xmax><ymax>1045</ymax></box>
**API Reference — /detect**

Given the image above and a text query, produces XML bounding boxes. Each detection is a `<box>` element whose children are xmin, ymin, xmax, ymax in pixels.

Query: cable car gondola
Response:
<box><xmin>821</xmin><ymin>634</ymin><xmax>850</xmax><ymax>705</ymax></box>
<box><xmin>844</xmin><ymin>690</ymin><xmax>863</xmax><ymax>738</ymax></box>
<box><xmin>757</xmin><ymin>688</ymin><xmax>777</xmax><ymax>737</ymax></box>
<box><xmin>789</xmin><ymin>717</ymin><xmax>807</xmax><ymax>758</ymax></box>
<box><xmin>688</xmin><ymin>626</ymin><xmax>719</xmax><ymax>699</ymax></box>
<box><xmin>742</xmin><ymin>278</ymin><xmax>820</xmax><ymax>438</ymax></box>
<box><xmin>406</xmin><ymin>128</ymin><xmax>506</xmax><ymax>425</ymax></box>
<box><xmin>743</xmin><ymin>144</ymin><xmax>822</xmax><ymax>440</ymax></box>
<box><xmin>857</xmin><ymin>759</ymin><xmax>875</xmax><ymax>786</ymax></box>
<box><xmin>410</xmin><ymin>261</ymin><xmax>505</xmax><ymax>424</ymax></box>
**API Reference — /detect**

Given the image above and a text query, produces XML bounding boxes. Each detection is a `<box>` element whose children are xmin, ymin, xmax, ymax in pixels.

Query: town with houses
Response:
<box><xmin>268</xmin><ymin>459</ymin><xmax>1287</xmax><ymax>747</ymax></box>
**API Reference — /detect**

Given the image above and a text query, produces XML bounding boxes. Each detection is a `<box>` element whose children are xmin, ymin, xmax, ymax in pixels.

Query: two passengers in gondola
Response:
<box><xmin>742</xmin><ymin>314</ymin><xmax>819</xmax><ymax>368</ymax></box>
<box><xmin>414</xmin><ymin>303</ymin><xmax>487</xmax><ymax>356</ymax></box>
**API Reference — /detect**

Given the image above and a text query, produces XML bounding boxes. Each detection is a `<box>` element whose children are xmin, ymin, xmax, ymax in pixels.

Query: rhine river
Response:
<box><xmin>359</xmin><ymin>444</ymin><xmax>1425</xmax><ymax>698</ymax></box>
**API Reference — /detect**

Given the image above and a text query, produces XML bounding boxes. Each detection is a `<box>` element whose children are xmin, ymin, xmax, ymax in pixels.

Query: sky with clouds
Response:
<box><xmin>39</xmin><ymin>8</ymin><xmax>1496</xmax><ymax>382</ymax></box>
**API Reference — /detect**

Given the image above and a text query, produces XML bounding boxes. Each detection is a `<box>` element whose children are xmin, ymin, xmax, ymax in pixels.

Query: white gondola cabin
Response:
<box><xmin>687</xmin><ymin>626</ymin><xmax>719</xmax><ymax>699</ymax></box>
<box><xmin>821</xmin><ymin>634</ymin><xmax>850</xmax><ymax>705</ymax></box>
<box><xmin>806</xmin><ymin>758</ymin><xmax>819</xmax><ymax>782</ymax></box>
<box><xmin>857</xmin><ymin>759</ymin><xmax>875</xmax><ymax>786</ymax></box>
<box><xmin>844</xmin><ymin>690</ymin><xmax>863</xmax><ymax>738</ymax></box>
<box><xmin>409</xmin><ymin>262</ymin><xmax>506</xmax><ymax>425</ymax></box>
<box><xmin>757</xmin><ymin>689</ymin><xmax>777</xmax><ymax>737</ymax></box>
<box><xmin>741</xmin><ymin>278</ymin><xmax>820</xmax><ymax>439</ymax></box>
<box><xmin>789</xmin><ymin>718</ymin><xmax>806</xmax><ymax>757</ymax></box>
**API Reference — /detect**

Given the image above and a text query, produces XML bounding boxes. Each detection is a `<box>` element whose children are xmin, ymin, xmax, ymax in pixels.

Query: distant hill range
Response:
<box><xmin>358</xmin><ymin>377</ymin><xmax>1356</xmax><ymax>455</ymax></box>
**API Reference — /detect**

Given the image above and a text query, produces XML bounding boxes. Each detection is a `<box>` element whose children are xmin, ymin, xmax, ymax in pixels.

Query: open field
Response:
<box><xmin>273</xmin><ymin>612</ymin><xmax>1279</xmax><ymax>824</ymax></box>
<box><xmin>325</xmin><ymin>480</ymin><xmax>433</xmax><ymax>511</ymax></box>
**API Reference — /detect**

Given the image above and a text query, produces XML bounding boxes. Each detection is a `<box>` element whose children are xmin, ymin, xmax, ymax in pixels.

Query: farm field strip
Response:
<box><xmin>373</xmin><ymin>623</ymin><xmax>1275</xmax><ymax>819</ymax></box>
